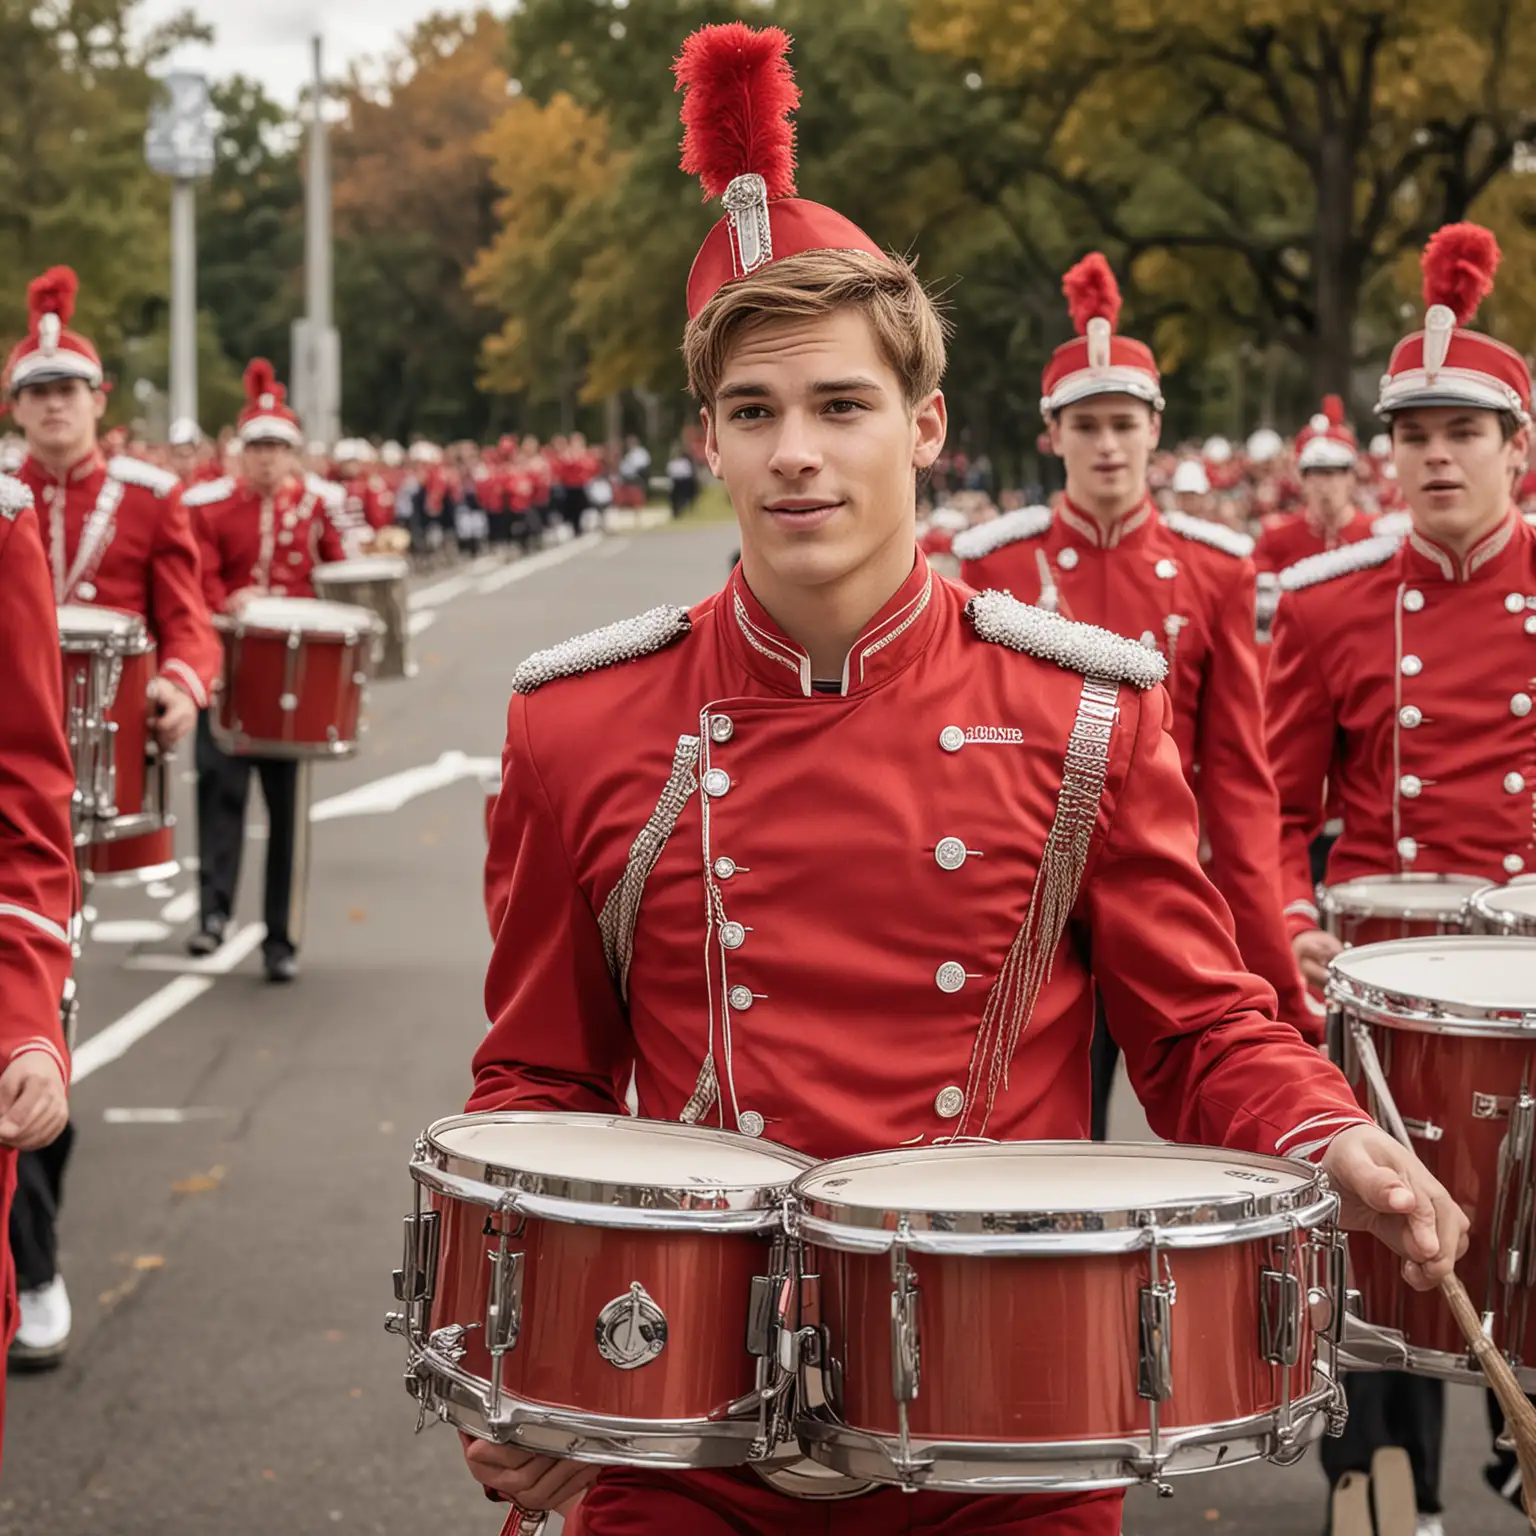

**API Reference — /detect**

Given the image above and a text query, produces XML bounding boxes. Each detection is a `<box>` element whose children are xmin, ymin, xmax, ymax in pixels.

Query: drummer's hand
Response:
<box><xmin>225</xmin><ymin>587</ymin><xmax>260</xmax><ymax>614</ymax></box>
<box><xmin>147</xmin><ymin>677</ymin><xmax>198</xmax><ymax>750</ymax></box>
<box><xmin>0</xmin><ymin>1051</ymin><xmax>69</xmax><ymax>1151</ymax></box>
<box><xmin>461</xmin><ymin>1440</ymin><xmax>600</xmax><ymax>1513</ymax></box>
<box><xmin>1321</xmin><ymin>1123</ymin><xmax>1469</xmax><ymax>1291</ymax></box>
<box><xmin>1293</xmin><ymin>928</ymin><xmax>1343</xmax><ymax>990</ymax></box>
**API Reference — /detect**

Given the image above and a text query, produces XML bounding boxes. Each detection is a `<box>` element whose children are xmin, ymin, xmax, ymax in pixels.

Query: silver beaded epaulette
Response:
<box><xmin>966</xmin><ymin>589</ymin><xmax>1168</xmax><ymax>690</ymax></box>
<box><xmin>181</xmin><ymin>476</ymin><xmax>236</xmax><ymax>508</ymax></box>
<box><xmin>107</xmin><ymin>454</ymin><xmax>180</xmax><ymax>498</ymax></box>
<box><xmin>512</xmin><ymin>604</ymin><xmax>692</xmax><ymax>695</ymax></box>
<box><xmin>305</xmin><ymin>472</ymin><xmax>345</xmax><ymax>509</ymax></box>
<box><xmin>1279</xmin><ymin>534</ymin><xmax>1401</xmax><ymax>593</ymax></box>
<box><xmin>950</xmin><ymin>505</ymin><xmax>1054</xmax><ymax>563</ymax></box>
<box><xmin>0</xmin><ymin>474</ymin><xmax>33</xmax><ymax>521</ymax></box>
<box><xmin>1161</xmin><ymin>509</ymin><xmax>1255</xmax><ymax>559</ymax></box>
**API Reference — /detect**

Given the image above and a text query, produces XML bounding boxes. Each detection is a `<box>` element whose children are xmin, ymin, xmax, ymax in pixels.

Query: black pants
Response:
<box><xmin>10</xmin><ymin>1120</ymin><xmax>76</xmax><ymax>1291</ymax></box>
<box><xmin>1089</xmin><ymin>995</ymin><xmax>1118</xmax><ymax>1143</ymax></box>
<box><xmin>1320</xmin><ymin>1371</ymin><xmax>1444</xmax><ymax>1514</ymax></box>
<box><xmin>195</xmin><ymin>713</ymin><xmax>306</xmax><ymax>957</ymax></box>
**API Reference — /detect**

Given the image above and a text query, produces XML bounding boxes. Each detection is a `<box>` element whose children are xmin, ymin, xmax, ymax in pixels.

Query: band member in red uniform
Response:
<box><xmin>1253</xmin><ymin>397</ymin><xmax>1375</xmax><ymax>574</ymax></box>
<box><xmin>1267</xmin><ymin>222</ymin><xmax>1536</xmax><ymax>1529</ymax></box>
<box><xmin>952</xmin><ymin>254</ymin><xmax>1309</xmax><ymax>1141</ymax></box>
<box><xmin>4</xmin><ymin>266</ymin><xmax>219</xmax><ymax>1370</ymax></box>
<box><xmin>0</xmin><ymin>474</ymin><xmax>75</xmax><ymax>1423</ymax></box>
<box><xmin>185</xmin><ymin>361</ymin><xmax>351</xmax><ymax>982</ymax></box>
<box><xmin>464</xmin><ymin>27</ymin><xmax>1466</xmax><ymax>1535</ymax></box>
<box><xmin>334</xmin><ymin>439</ymin><xmax>395</xmax><ymax>534</ymax></box>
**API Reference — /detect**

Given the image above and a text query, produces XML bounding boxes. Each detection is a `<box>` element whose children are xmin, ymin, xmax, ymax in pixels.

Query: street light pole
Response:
<box><xmin>293</xmin><ymin>34</ymin><xmax>340</xmax><ymax>447</ymax></box>
<box><xmin>169</xmin><ymin>178</ymin><xmax>198</xmax><ymax>426</ymax></box>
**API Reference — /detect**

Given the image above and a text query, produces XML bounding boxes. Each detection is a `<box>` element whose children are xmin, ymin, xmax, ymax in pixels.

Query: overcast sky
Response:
<box><xmin>137</xmin><ymin>0</ymin><xmax>450</xmax><ymax>104</ymax></box>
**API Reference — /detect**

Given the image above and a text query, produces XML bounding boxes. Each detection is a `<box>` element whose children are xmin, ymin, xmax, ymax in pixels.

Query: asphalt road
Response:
<box><xmin>2</xmin><ymin>518</ymin><xmax>1524</xmax><ymax>1536</ymax></box>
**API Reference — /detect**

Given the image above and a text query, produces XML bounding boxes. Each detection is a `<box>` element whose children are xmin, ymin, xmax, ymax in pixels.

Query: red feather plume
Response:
<box><xmin>1321</xmin><ymin>393</ymin><xmax>1344</xmax><ymax>426</ymax></box>
<box><xmin>1421</xmin><ymin>223</ymin><xmax>1500</xmax><ymax>325</ymax></box>
<box><xmin>1062</xmin><ymin>253</ymin><xmax>1122</xmax><ymax>336</ymax></box>
<box><xmin>27</xmin><ymin>266</ymin><xmax>79</xmax><ymax>334</ymax></box>
<box><xmin>243</xmin><ymin>358</ymin><xmax>283</xmax><ymax>406</ymax></box>
<box><xmin>675</xmin><ymin>23</ymin><xmax>799</xmax><ymax>202</ymax></box>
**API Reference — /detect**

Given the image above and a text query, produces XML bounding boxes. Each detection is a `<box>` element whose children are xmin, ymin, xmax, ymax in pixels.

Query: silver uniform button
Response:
<box><xmin>939</xmin><ymin>725</ymin><xmax>965</xmax><ymax>753</ymax></box>
<box><xmin>1508</xmin><ymin>593</ymin><xmax>1527</xmax><ymax>614</ymax></box>
<box><xmin>737</xmin><ymin>1111</ymin><xmax>765</xmax><ymax>1138</ymax></box>
<box><xmin>1400</xmin><ymin>654</ymin><xmax>1422</xmax><ymax>677</ymax></box>
<box><xmin>935</xmin><ymin>961</ymin><xmax>967</xmax><ymax>994</ymax></box>
<box><xmin>1139</xmin><ymin>630</ymin><xmax>1159</xmax><ymax>648</ymax></box>
<box><xmin>1155</xmin><ymin>558</ymin><xmax>1177</xmax><ymax>580</ymax></box>
<box><xmin>934</xmin><ymin>1086</ymin><xmax>964</xmax><ymax>1120</ymax></box>
<box><xmin>1399</xmin><ymin>774</ymin><xmax>1423</xmax><ymax>798</ymax></box>
<box><xmin>1398</xmin><ymin>705</ymin><xmax>1423</xmax><ymax>729</ymax></box>
<box><xmin>934</xmin><ymin>837</ymin><xmax>968</xmax><ymax>871</ymax></box>
<box><xmin>1402</xmin><ymin>589</ymin><xmax>1424</xmax><ymax>612</ymax></box>
<box><xmin>728</xmin><ymin>985</ymin><xmax>754</xmax><ymax>1010</ymax></box>
<box><xmin>709</xmin><ymin>715</ymin><xmax>734</xmax><ymax>744</ymax></box>
<box><xmin>713</xmin><ymin>856</ymin><xmax>737</xmax><ymax>880</ymax></box>
<box><xmin>76</xmin><ymin>581</ymin><xmax>96</xmax><ymax>601</ymax></box>
<box><xmin>1526</xmin><ymin>616</ymin><xmax>1536</xmax><ymax>636</ymax></box>
<box><xmin>1505</xmin><ymin>772</ymin><xmax>1527</xmax><ymax>794</ymax></box>
<box><xmin>1057</xmin><ymin>547</ymin><xmax>1079</xmax><ymax>570</ymax></box>
<box><xmin>1506</xmin><ymin>854</ymin><xmax>1527</xmax><ymax>876</ymax></box>
<box><xmin>1514</xmin><ymin>693</ymin><xmax>1534</xmax><ymax>718</ymax></box>
<box><xmin>702</xmin><ymin>768</ymin><xmax>731</xmax><ymax>797</ymax></box>
<box><xmin>720</xmin><ymin>921</ymin><xmax>746</xmax><ymax>950</ymax></box>
<box><xmin>1397</xmin><ymin>836</ymin><xmax>1419</xmax><ymax>861</ymax></box>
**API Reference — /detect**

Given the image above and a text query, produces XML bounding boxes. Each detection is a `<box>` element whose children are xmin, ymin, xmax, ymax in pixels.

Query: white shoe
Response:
<box><xmin>1414</xmin><ymin>1518</ymin><xmax>1446</xmax><ymax>1536</ymax></box>
<box><xmin>10</xmin><ymin>1274</ymin><xmax>71</xmax><ymax>1367</ymax></box>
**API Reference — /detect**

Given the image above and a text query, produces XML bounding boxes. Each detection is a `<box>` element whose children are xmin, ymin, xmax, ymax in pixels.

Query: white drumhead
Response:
<box><xmin>239</xmin><ymin>596</ymin><xmax>374</xmax><ymax>634</ymax></box>
<box><xmin>435</xmin><ymin>1115</ymin><xmax>809</xmax><ymax>1188</ymax></box>
<box><xmin>57</xmin><ymin>604</ymin><xmax>146</xmax><ymax>642</ymax></box>
<box><xmin>796</xmin><ymin>1146</ymin><xmax>1311</xmax><ymax>1215</ymax></box>
<box><xmin>1327</xmin><ymin>875</ymin><xmax>1485</xmax><ymax>916</ymax></box>
<box><xmin>1332</xmin><ymin>937</ymin><xmax>1536</xmax><ymax>1011</ymax></box>
<box><xmin>1482</xmin><ymin>884</ymin><xmax>1536</xmax><ymax>920</ymax></box>
<box><xmin>312</xmin><ymin>557</ymin><xmax>408</xmax><ymax>582</ymax></box>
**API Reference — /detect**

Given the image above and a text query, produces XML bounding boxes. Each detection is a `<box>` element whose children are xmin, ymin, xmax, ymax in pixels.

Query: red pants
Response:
<box><xmin>568</xmin><ymin>1468</ymin><xmax>1123</xmax><ymax>1535</ymax></box>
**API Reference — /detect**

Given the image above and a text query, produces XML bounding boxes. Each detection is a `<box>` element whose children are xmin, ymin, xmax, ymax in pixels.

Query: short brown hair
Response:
<box><xmin>683</xmin><ymin>248</ymin><xmax>948</xmax><ymax>407</ymax></box>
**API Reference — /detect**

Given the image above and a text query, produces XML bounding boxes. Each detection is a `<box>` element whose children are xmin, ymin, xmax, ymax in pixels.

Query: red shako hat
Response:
<box><xmin>1377</xmin><ymin>223</ymin><xmax>1530</xmax><ymax>421</ymax></box>
<box><xmin>1040</xmin><ymin>254</ymin><xmax>1163</xmax><ymax>417</ymax></box>
<box><xmin>676</xmin><ymin>24</ymin><xmax>885</xmax><ymax>320</ymax></box>
<box><xmin>236</xmin><ymin>359</ymin><xmax>303</xmax><ymax>446</ymax></box>
<box><xmin>4</xmin><ymin>267</ymin><xmax>104</xmax><ymax>395</ymax></box>
<box><xmin>1294</xmin><ymin>395</ymin><xmax>1358</xmax><ymax>472</ymax></box>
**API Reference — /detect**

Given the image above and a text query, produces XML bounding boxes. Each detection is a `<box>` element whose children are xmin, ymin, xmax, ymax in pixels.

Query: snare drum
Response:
<box><xmin>1467</xmin><ymin>880</ymin><xmax>1536</xmax><ymax>936</ymax></box>
<box><xmin>1329</xmin><ymin>937</ymin><xmax>1536</xmax><ymax>1387</ymax></box>
<box><xmin>1320</xmin><ymin>874</ymin><xmax>1486</xmax><ymax>947</ymax></box>
<box><xmin>391</xmin><ymin>1113</ymin><xmax>810</xmax><ymax>1466</ymax></box>
<box><xmin>311</xmin><ymin>556</ymin><xmax>413</xmax><ymax>680</ymax></box>
<box><xmin>213</xmin><ymin>596</ymin><xmax>382</xmax><ymax>758</ymax></box>
<box><xmin>790</xmin><ymin>1142</ymin><xmax>1343</xmax><ymax>1493</ymax></box>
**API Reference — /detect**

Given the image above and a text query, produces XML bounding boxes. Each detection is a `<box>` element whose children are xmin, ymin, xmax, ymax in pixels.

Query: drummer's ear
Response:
<box><xmin>91</xmin><ymin>390</ymin><xmax>108</xmax><ymax>423</ymax></box>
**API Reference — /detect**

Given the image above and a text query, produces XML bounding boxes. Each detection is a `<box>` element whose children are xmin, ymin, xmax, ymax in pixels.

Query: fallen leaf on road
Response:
<box><xmin>378</xmin><ymin>1121</ymin><xmax>394</xmax><ymax>1134</ymax></box>
<box><xmin>325</xmin><ymin>1329</ymin><xmax>344</xmax><ymax>1342</ymax></box>
<box><xmin>419</xmin><ymin>830</ymin><xmax>439</xmax><ymax>845</ymax></box>
<box><xmin>261</xmin><ymin>1470</ymin><xmax>277</xmax><ymax>1482</ymax></box>
<box><xmin>1204</xmin><ymin>1512</ymin><xmax>1220</xmax><ymax>1523</ymax></box>
<box><xmin>132</xmin><ymin>1255</ymin><xmax>164</xmax><ymax>1271</ymax></box>
<box><xmin>347</xmin><ymin>908</ymin><xmax>367</xmax><ymax>922</ymax></box>
<box><xmin>349</xmin><ymin>1387</ymin><xmax>363</xmax><ymax>1399</ymax></box>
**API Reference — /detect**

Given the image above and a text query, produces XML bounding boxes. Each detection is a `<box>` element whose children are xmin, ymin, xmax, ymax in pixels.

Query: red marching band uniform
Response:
<box><xmin>472</xmin><ymin>25</ymin><xmax>1375</xmax><ymax>1536</ymax></box>
<box><xmin>0</xmin><ymin>475</ymin><xmax>76</xmax><ymax>1457</ymax></box>
<box><xmin>953</xmin><ymin>257</ymin><xmax>1311</xmax><ymax>1035</ymax></box>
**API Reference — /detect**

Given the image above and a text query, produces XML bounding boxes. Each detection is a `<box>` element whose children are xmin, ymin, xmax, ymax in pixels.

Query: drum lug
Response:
<box><xmin>393</xmin><ymin>1209</ymin><xmax>440</xmax><ymax>1305</ymax></box>
<box><xmin>1137</xmin><ymin>1281</ymin><xmax>1174</xmax><ymax>1403</ymax></box>
<box><xmin>487</xmin><ymin>1244</ymin><xmax>525</xmax><ymax>1357</ymax></box>
<box><xmin>746</xmin><ymin>1272</ymin><xmax>779</xmax><ymax>1359</ymax></box>
<box><xmin>1261</xmin><ymin>1269</ymin><xmax>1302</xmax><ymax>1367</ymax></box>
<box><xmin>890</xmin><ymin>1249</ymin><xmax>922</xmax><ymax>1405</ymax></box>
<box><xmin>1476</xmin><ymin>1092</ymin><xmax>1516</xmax><ymax>1120</ymax></box>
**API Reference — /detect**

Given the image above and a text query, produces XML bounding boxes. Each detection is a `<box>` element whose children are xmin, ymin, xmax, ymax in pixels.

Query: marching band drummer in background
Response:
<box><xmin>0</xmin><ymin>474</ymin><xmax>76</xmax><ymax>1446</ymax></box>
<box><xmin>465</xmin><ymin>26</ymin><xmax>1468</xmax><ymax>1536</ymax></box>
<box><xmin>4</xmin><ymin>266</ymin><xmax>220</xmax><ymax>1373</ymax></box>
<box><xmin>1267</xmin><ymin>222</ymin><xmax>1536</xmax><ymax>1533</ymax></box>
<box><xmin>184</xmin><ymin>360</ymin><xmax>353</xmax><ymax>984</ymax></box>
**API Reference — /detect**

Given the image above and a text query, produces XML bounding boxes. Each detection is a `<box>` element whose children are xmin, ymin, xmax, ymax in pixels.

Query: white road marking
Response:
<box><xmin>159</xmin><ymin>890</ymin><xmax>200</xmax><ymax>926</ymax></box>
<box><xmin>72</xmin><ymin>976</ymin><xmax>213</xmax><ymax>1084</ymax></box>
<box><xmin>408</xmin><ymin>573</ymin><xmax>473</xmax><ymax>610</ymax></box>
<box><xmin>103</xmin><ymin>1107</ymin><xmax>234</xmax><ymax>1124</ymax></box>
<box><xmin>407</xmin><ymin>610</ymin><xmax>437</xmax><ymax>638</ymax></box>
<box><xmin>477</xmin><ymin>533</ymin><xmax>602</xmax><ymax>593</ymax></box>
<box><xmin>595</xmin><ymin>538</ymin><xmax>630</xmax><ymax>559</ymax></box>
<box><xmin>145</xmin><ymin>881</ymin><xmax>178</xmax><ymax>900</ymax></box>
<box><xmin>309</xmin><ymin>750</ymin><xmax>498</xmax><ymax>822</ymax></box>
<box><xmin>90</xmin><ymin>920</ymin><xmax>172</xmax><ymax>946</ymax></box>
<box><xmin>123</xmin><ymin>920</ymin><xmax>267</xmax><ymax>976</ymax></box>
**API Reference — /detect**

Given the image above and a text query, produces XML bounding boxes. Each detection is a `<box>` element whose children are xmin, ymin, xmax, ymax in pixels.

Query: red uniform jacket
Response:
<box><xmin>19</xmin><ymin>449</ymin><xmax>220</xmax><ymax>707</ymax></box>
<box><xmin>955</xmin><ymin>499</ymin><xmax>1312</xmax><ymax>1036</ymax></box>
<box><xmin>1267</xmin><ymin>512</ymin><xmax>1536</xmax><ymax>934</ymax></box>
<box><xmin>188</xmin><ymin>474</ymin><xmax>351</xmax><ymax>611</ymax></box>
<box><xmin>476</xmin><ymin>553</ymin><xmax>1364</xmax><ymax>1165</ymax></box>
<box><xmin>0</xmin><ymin>478</ymin><xmax>76</xmax><ymax>1458</ymax></box>
<box><xmin>1253</xmin><ymin>507</ymin><xmax>1374</xmax><ymax>575</ymax></box>
<box><xmin>343</xmin><ymin>473</ymin><xmax>395</xmax><ymax>532</ymax></box>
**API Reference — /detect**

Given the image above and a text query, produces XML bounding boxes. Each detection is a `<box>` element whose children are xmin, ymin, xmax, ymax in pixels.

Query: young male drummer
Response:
<box><xmin>465</xmin><ymin>26</ymin><xmax>1467</xmax><ymax>1535</ymax></box>
<box><xmin>185</xmin><ymin>360</ymin><xmax>350</xmax><ymax>982</ymax></box>
<box><xmin>0</xmin><ymin>474</ymin><xmax>75</xmax><ymax>1439</ymax></box>
<box><xmin>4</xmin><ymin>267</ymin><xmax>219</xmax><ymax>1370</ymax></box>
<box><xmin>1267</xmin><ymin>222</ymin><xmax>1536</xmax><ymax>1531</ymax></box>
<box><xmin>952</xmin><ymin>254</ymin><xmax>1309</xmax><ymax>1138</ymax></box>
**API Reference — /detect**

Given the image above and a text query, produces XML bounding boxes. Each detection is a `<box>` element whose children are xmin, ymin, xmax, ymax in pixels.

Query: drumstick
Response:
<box><xmin>1351</xmin><ymin>1022</ymin><xmax>1536</xmax><ymax>1530</ymax></box>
